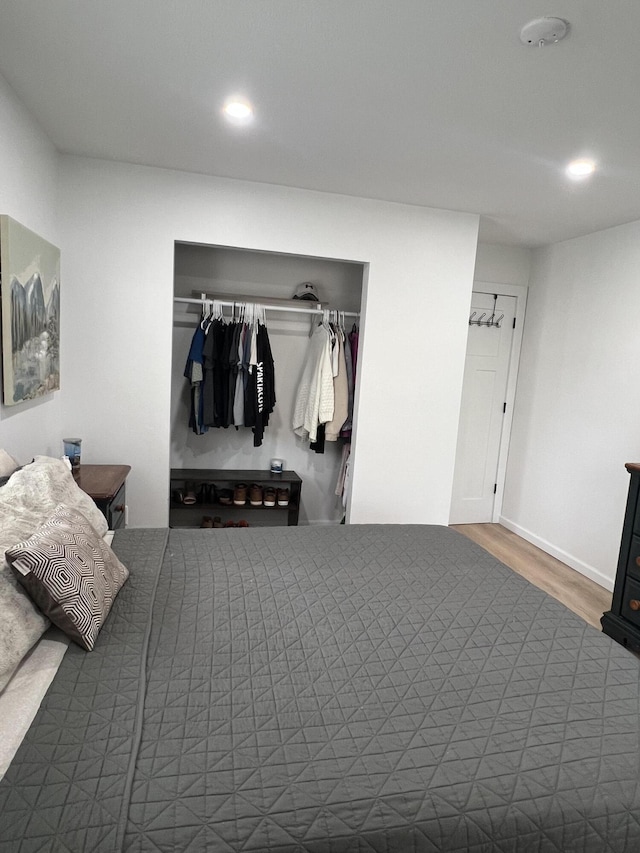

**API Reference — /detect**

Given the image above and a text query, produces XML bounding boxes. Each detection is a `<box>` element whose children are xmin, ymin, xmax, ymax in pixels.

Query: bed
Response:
<box><xmin>2</xmin><ymin>464</ymin><xmax>640</xmax><ymax>851</ymax></box>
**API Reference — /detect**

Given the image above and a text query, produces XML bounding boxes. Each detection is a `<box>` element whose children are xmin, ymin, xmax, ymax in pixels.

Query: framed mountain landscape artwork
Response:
<box><xmin>0</xmin><ymin>216</ymin><xmax>60</xmax><ymax>406</ymax></box>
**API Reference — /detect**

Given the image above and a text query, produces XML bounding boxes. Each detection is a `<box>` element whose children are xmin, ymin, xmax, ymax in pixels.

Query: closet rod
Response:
<box><xmin>174</xmin><ymin>296</ymin><xmax>359</xmax><ymax>318</ymax></box>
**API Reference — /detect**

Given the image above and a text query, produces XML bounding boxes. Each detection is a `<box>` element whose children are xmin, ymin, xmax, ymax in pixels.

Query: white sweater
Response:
<box><xmin>292</xmin><ymin>325</ymin><xmax>334</xmax><ymax>442</ymax></box>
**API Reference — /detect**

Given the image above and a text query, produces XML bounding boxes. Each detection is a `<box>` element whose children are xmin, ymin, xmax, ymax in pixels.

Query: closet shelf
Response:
<box><xmin>170</xmin><ymin>468</ymin><xmax>302</xmax><ymax>482</ymax></box>
<box><xmin>170</xmin><ymin>501</ymin><xmax>298</xmax><ymax>511</ymax></box>
<box><xmin>169</xmin><ymin>468</ymin><xmax>302</xmax><ymax>527</ymax></box>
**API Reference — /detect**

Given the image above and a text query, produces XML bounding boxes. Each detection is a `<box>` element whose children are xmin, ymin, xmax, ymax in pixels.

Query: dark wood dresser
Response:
<box><xmin>75</xmin><ymin>464</ymin><xmax>131</xmax><ymax>530</ymax></box>
<box><xmin>602</xmin><ymin>463</ymin><xmax>640</xmax><ymax>650</ymax></box>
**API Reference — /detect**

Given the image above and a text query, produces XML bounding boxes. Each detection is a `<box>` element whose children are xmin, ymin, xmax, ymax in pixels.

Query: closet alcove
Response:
<box><xmin>171</xmin><ymin>242</ymin><xmax>364</xmax><ymax>525</ymax></box>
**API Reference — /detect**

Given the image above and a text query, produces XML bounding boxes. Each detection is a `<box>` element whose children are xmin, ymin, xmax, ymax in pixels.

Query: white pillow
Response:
<box><xmin>0</xmin><ymin>450</ymin><xmax>19</xmax><ymax>478</ymax></box>
<box><xmin>0</xmin><ymin>456</ymin><xmax>109</xmax><ymax>691</ymax></box>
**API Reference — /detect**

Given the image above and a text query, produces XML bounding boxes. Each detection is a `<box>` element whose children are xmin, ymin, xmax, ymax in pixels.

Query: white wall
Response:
<box><xmin>502</xmin><ymin>220</ymin><xmax>640</xmax><ymax>590</ymax></box>
<box><xmin>58</xmin><ymin>156</ymin><xmax>479</xmax><ymax>526</ymax></box>
<box><xmin>474</xmin><ymin>243</ymin><xmax>531</xmax><ymax>288</ymax></box>
<box><xmin>172</xmin><ymin>245</ymin><xmax>363</xmax><ymax>524</ymax></box>
<box><xmin>0</xmin><ymin>72</ymin><xmax>61</xmax><ymax>460</ymax></box>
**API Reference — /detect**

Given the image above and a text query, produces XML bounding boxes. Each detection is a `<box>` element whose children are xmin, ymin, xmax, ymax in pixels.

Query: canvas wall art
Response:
<box><xmin>0</xmin><ymin>216</ymin><xmax>60</xmax><ymax>406</ymax></box>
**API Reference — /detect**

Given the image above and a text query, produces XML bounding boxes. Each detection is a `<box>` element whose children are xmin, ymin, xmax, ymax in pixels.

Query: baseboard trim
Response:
<box><xmin>498</xmin><ymin>515</ymin><xmax>614</xmax><ymax>592</ymax></box>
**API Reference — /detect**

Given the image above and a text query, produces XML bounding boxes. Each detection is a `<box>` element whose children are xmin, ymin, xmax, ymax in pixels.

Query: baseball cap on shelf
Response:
<box><xmin>293</xmin><ymin>282</ymin><xmax>319</xmax><ymax>301</ymax></box>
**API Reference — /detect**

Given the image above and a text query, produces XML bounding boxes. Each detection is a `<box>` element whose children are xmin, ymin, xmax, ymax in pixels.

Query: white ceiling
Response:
<box><xmin>1</xmin><ymin>0</ymin><xmax>639</xmax><ymax>247</ymax></box>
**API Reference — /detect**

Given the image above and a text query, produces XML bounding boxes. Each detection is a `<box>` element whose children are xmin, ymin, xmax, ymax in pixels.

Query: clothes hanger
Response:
<box><xmin>200</xmin><ymin>298</ymin><xmax>214</xmax><ymax>330</ymax></box>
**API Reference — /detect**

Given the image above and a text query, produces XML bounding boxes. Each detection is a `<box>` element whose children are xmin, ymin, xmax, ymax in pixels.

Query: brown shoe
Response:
<box><xmin>200</xmin><ymin>516</ymin><xmax>213</xmax><ymax>528</ymax></box>
<box><xmin>212</xmin><ymin>516</ymin><xmax>223</xmax><ymax>528</ymax></box>
<box><xmin>277</xmin><ymin>488</ymin><xmax>290</xmax><ymax>507</ymax></box>
<box><xmin>233</xmin><ymin>483</ymin><xmax>248</xmax><ymax>506</ymax></box>
<box><xmin>263</xmin><ymin>487</ymin><xmax>276</xmax><ymax>507</ymax></box>
<box><xmin>249</xmin><ymin>483</ymin><xmax>263</xmax><ymax>506</ymax></box>
<box><xmin>237</xmin><ymin>519</ymin><xmax>249</xmax><ymax>528</ymax></box>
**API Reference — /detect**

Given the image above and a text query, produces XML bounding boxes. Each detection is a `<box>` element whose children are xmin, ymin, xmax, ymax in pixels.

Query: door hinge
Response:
<box><xmin>513</xmin><ymin>317</ymin><xmax>516</xmax><ymax>329</ymax></box>
<box><xmin>503</xmin><ymin>402</ymin><xmax>507</xmax><ymax>413</ymax></box>
<box><xmin>494</xmin><ymin>484</ymin><xmax>497</xmax><ymax>494</ymax></box>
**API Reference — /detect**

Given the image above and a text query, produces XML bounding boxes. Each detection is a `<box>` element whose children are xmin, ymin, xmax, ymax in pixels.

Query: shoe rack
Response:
<box><xmin>169</xmin><ymin>469</ymin><xmax>302</xmax><ymax>528</ymax></box>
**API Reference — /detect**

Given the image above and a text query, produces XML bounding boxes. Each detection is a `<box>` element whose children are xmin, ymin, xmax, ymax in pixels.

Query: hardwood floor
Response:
<box><xmin>450</xmin><ymin>523</ymin><xmax>612</xmax><ymax>631</ymax></box>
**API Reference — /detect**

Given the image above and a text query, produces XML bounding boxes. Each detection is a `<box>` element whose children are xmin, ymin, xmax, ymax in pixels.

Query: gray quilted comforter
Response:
<box><xmin>1</xmin><ymin>524</ymin><xmax>640</xmax><ymax>852</ymax></box>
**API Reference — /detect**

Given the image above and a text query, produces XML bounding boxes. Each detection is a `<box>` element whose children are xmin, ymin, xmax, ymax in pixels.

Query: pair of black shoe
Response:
<box><xmin>197</xmin><ymin>483</ymin><xmax>217</xmax><ymax>504</ymax></box>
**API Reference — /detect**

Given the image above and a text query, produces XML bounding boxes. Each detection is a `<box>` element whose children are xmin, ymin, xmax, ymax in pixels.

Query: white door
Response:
<box><xmin>450</xmin><ymin>292</ymin><xmax>517</xmax><ymax>524</ymax></box>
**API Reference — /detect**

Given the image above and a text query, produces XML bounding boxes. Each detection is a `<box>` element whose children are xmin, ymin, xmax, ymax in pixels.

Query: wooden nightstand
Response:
<box><xmin>602</xmin><ymin>463</ymin><xmax>640</xmax><ymax>650</ymax></box>
<box><xmin>75</xmin><ymin>464</ymin><xmax>131</xmax><ymax>530</ymax></box>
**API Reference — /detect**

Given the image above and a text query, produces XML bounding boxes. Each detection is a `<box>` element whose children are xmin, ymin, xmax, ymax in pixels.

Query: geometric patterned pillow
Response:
<box><xmin>5</xmin><ymin>504</ymin><xmax>129</xmax><ymax>651</ymax></box>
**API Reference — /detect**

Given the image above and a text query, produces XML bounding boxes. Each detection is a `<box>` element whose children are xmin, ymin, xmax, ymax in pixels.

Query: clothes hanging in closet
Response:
<box><xmin>201</xmin><ymin>317</ymin><xmax>226</xmax><ymax>427</ymax></box>
<box><xmin>184</xmin><ymin>322</ymin><xmax>208</xmax><ymax>435</ymax></box>
<box><xmin>325</xmin><ymin>328</ymin><xmax>348</xmax><ymax>442</ymax></box>
<box><xmin>339</xmin><ymin>328</ymin><xmax>354</xmax><ymax>439</ymax></box>
<box><xmin>293</xmin><ymin>314</ymin><xmax>359</xmax><ymax>451</ymax></box>
<box><xmin>349</xmin><ymin>325</ymin><xmax>359</xmax><ymax>380</ymax></box>
<box><xmin>185</xmin><ymin>304</ymin><xmax>276</xmax><ymax>446</ymax></box>
<box><xmin>244</xmin><ymin>322</ymin><xmax>276</xmax><ymax>447</ymax></box>
<box><xmin>292</xmin><ymin>322</ymin><xmax>334</xmax><ymax>443</ymax></box>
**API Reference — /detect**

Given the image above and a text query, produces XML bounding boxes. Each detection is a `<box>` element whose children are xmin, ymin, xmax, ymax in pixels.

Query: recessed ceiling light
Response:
<box><xmin>223</xmin><ymin>98</ymin><xmax>254</xmax><ymax>124</ymax></box>
<box><xmin>566</xmin><ymin>158</ymin><xmax>596</xmax><ymax>179</ymax></box>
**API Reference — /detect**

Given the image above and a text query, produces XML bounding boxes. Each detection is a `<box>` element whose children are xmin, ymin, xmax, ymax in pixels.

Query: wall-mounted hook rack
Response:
<box><xmin>468</xmin><ymin>295</ymin><xmax>503</xmax><ymax>328</ymax></box>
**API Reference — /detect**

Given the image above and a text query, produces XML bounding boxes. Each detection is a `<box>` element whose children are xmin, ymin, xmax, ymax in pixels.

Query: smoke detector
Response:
<box><xmin>520</xmin><ymin>17</ymin><xmax>569</xmax><ymax>47</ymax></box>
